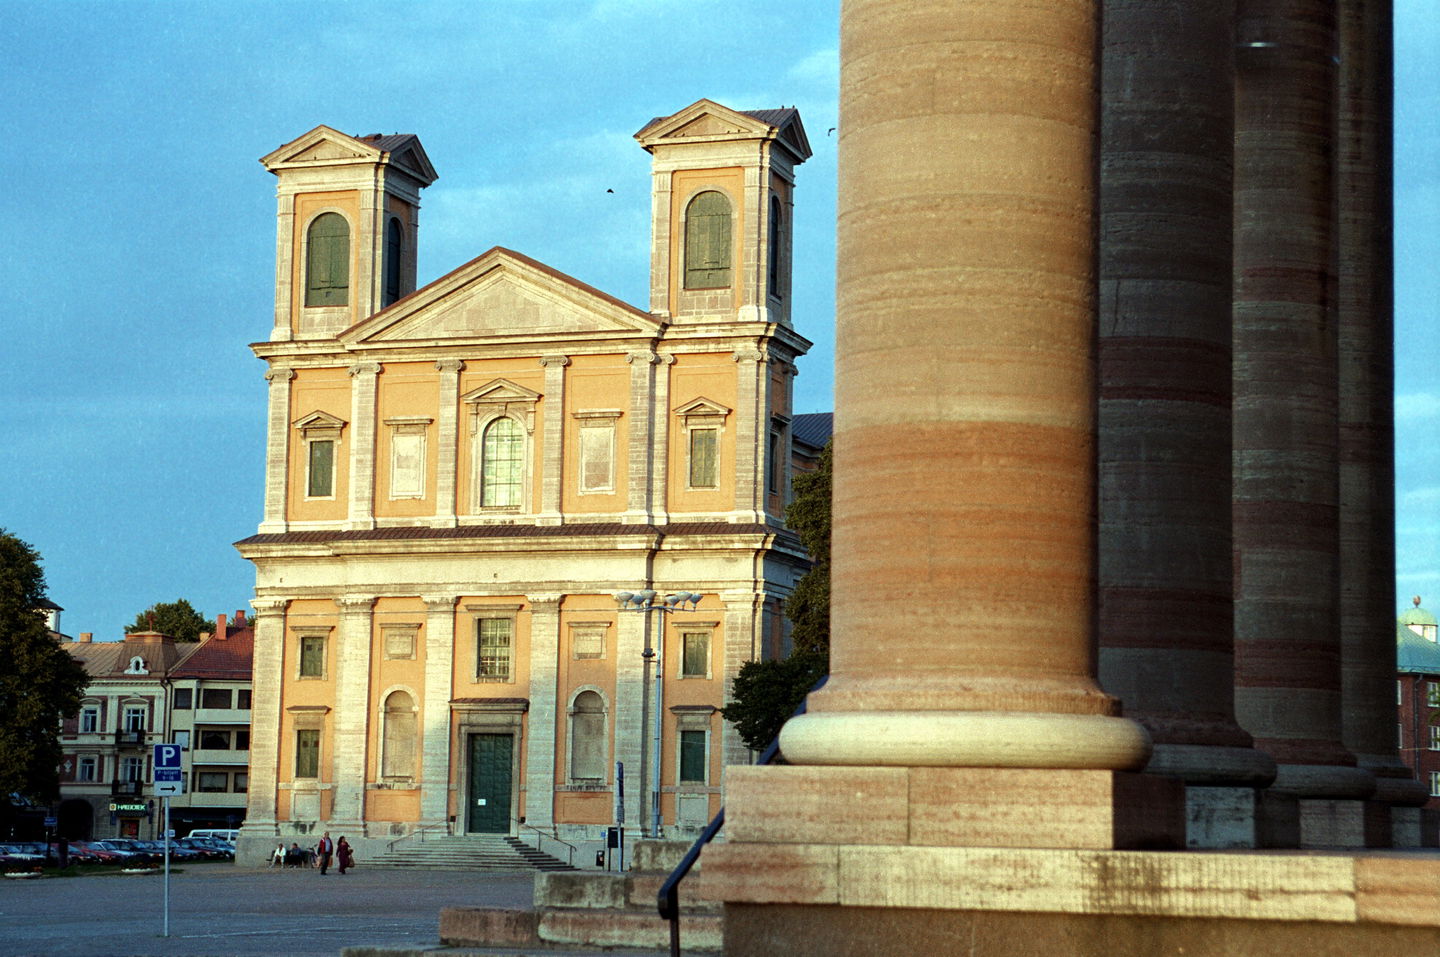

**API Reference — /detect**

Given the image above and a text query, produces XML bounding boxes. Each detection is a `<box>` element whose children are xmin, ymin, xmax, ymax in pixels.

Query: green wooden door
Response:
<box><xmin>467</xmin><ymin>733</ymin><xmax>513</xmax><ymax>833</ymax></box>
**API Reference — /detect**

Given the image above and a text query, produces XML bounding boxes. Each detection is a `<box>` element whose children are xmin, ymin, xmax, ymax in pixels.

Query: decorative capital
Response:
<box><xmin>732</xmin><ymin>348</ymin><xmax>765</xmax><ymax>364</ymax></box>
<box><xmin>250</xmin><ymin>597</ymin><xmax>290</xmax><ymax>619</ymax></box>
<box><xmin>334</xmin><ymin>595</ymin><xmax>377</xmax><ymax>614</ymax></box>
<box><xmin>264</xmin><ymin>367</ymin><xmax>296</xmax><ymax>383</ymax></box>
<box><xmin>626</xmin><ymin>351</ymin><xmax>660</xmax><ymax>366</ymax></box>
<box><xmin>421</xmin><ymin>595</ymin><xmax>458</xmax><ymax>613</ymax></box>
<box><xmin>526</xmin><ymin>593</ymin><xmax>564</xmax><ymax>610</ymax></box>
<box><xmin>539</xmin><ymin>355</ymin><xmax>572</xmax><ymax>369</ymax></box>
<box><xmin>349</xmin><ymin>361</ymin><xmax>383</xmax><ymax>378</ymax></box>
<box><xmin>435</xmin><ymin>358</ymin><xmax>466</xmax><ymax>375</ymax></box>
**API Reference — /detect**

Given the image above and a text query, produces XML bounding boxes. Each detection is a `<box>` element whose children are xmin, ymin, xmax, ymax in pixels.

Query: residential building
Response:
<box><xmin>234</xmin><ymin>99</ymin><xmax>819</xmax><ymax>864</ymax></box>
<box><xmin>1397</xmin><ymin>597</ymin><xmax>1440</xmax><ymax>809</ymax></box>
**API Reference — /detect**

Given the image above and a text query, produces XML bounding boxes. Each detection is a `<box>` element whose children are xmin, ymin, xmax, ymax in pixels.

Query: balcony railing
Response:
<box><xmin>114</xmin><ymin>729</ymin><xmax>147</xmax><ymax>748</ymax></box>
<box><xmin>111</xmin><ymin>779</ymin><xmax>144</xmax><ymax>797</ymax></box>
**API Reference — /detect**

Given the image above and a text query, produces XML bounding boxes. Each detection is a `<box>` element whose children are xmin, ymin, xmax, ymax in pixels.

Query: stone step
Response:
<box><xmin>367</xmin><ymin>836</ymin><xmax>576</xmax><ymax>872</ymax></box>
<box><xmin>440</xmin><ymin>906</ymin><xmax>722</xmax><ymax>953</ymax></box>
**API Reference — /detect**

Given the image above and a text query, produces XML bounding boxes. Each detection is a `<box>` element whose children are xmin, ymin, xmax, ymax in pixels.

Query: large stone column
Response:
<box><xmin>347</xmin><ymin>362</ymin><xmax>381</xmax><ymax>531</ymax></box>
<box><xmin>329</xmin><ymin>595</ymin><xmax>375</xmax><ymax>831</ymax></box>
<box><xmin>239</xmin><ymin>597</ymin><xmax>287</xmax><ymax>856</ymax></box>
<box><xmin>537</xmin><ymin>357</ymin><xmax>568</xmax><ymax>525</ymax></box>
<box><xmin>1096</xmin><ymin>0</ymin><xmax>1275</xmax><ymax>847</ymax></box>
<box><xmin>1232</xmin><ymin>0</ymin><xmax>1376</xmax><ymax>843</ymax></box>
<box><xmin>522</xmin><ymin>595</ymin><xmax>562</xmax><ymax>830</ymax></box>
<box><xmin>1336</xmin><ymin>0</ymin><xmax>1430</xmax><ymax>834</ymax></box>
<box><xmin>432</xmin><ymin>360</ymin><xmax>464</xmax><ymax>528</ymax></box>
<box><xmin>419</xmin><ymin>595</ymin><xmax>457</xmax><ymax>828</ymax></box>
<box><xmin>780</xmin><ymin>0</ymin><xmax>1150</xmax><ymax>777</ymax></box>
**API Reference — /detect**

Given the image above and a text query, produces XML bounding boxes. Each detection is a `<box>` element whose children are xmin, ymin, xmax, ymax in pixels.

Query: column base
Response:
<box><xmin>1186</xmin><ymin>787</ymin><xmax>1264</xmax><ymax>849</ymax></box>
<box><xmin>726</xmin><ymin>765</ymin><xmax>1183</xmax><ymax>850</ymax></box>
<box><xmin>1297</xmin><ymin>799</ymin><xmax>1390</xmax><ymax>849</ymax></box>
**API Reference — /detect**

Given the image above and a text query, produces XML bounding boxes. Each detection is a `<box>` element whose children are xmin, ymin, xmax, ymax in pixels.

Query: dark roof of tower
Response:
<box><xmin>1397</xmin><ymin>622</ymin><xmax>1440</xmax><ymax>674</ymax></box>
<box><xmin>792</xmin><ymin>412</ymin><xmax>833</xmax><ymax>450</ymax></box>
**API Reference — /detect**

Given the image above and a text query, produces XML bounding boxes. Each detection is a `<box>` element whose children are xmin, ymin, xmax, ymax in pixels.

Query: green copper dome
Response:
<box><xmin>1398</xmin><ymin>596</ymin><xmax>1436</xmax><ymax>627</ymax></box>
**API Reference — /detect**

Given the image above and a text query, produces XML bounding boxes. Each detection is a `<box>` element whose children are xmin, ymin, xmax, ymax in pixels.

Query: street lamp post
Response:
<box><xmin>614</xmin><ymin>590</ymin><xmax>702</xmax><ymax>838</ymax></box>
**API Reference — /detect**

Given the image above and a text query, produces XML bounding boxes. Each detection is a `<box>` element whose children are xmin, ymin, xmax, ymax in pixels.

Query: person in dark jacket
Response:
<box><xmin>336</xmin><ymin>836</ymin><xmax>354</xmax><ymax>875</ymax></box>
<box><xmin>315</xmin><ymin>832</ymin><xmax>334</xmax><ymax>874</ymax></box>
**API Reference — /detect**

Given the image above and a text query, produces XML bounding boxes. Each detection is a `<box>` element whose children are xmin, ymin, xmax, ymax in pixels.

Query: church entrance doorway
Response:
<box><xmin>466</xmin><ymin>733</ymin><xmax>513</xmax><ymax>833</ymax></box>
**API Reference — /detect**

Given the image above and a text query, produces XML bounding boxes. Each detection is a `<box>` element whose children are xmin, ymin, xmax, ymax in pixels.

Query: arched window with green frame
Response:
<box><xmin>684</xmin><ymin>190</ymin><xmax>732</xmax><ymax>289</ymax></box>
<box><xmin>480</xmin><ymin>417</ymin><xmax>524</xmax><ymax>507</ymax></box>
<box><xmin>305</xmin><ymin>212</ymin><xmax>350</xmax><ymax>307</ymax></box>
<box><xmin>382</xmin><ymin>217</ymin><xmax>403</xmax><ymax>307</ymax></box>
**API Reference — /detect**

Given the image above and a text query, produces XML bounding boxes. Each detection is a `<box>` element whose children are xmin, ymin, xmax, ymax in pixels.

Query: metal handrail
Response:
<box><xmin>385</xmin><ymin>821</ymin><xmax>451</xmax><ymax>853</ymax></box>
<box><xmin>657</xmin><ymin>674</ymin><xmax>827</xmax><ymax>957</ymax></box>
<box><xmin>517</xmin><ymin>821</ymin><xmax>578</xmax><ymax>867</ymax></box>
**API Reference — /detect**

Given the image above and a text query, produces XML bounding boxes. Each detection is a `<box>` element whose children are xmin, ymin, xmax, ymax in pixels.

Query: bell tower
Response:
<box><xmin>635</xmin><ymin>100</ymin><xmax>811</xmax><ymax>326</ymax></box>
<box><xmin>260</xmin><ymin>127</ymin><xmax>437</xmax><ymax>341</ymax></box>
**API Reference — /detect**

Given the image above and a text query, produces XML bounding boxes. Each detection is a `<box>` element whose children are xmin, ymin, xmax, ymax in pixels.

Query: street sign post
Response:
<box><xmin>153</xmin><ymin>744</ymin><xmax>180</xmax><ymax>937</ymax></box>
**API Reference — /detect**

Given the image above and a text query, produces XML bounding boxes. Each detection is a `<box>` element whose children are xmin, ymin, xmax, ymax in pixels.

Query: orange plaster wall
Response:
<box><xmin>556</xmin><ymin>790</ymin><xmax>613</xmax><ymax>825</ymax></box>
<box><xmin>456</xmin><ymin>362</ymin><xmax>547</xmax><ymax>515</ymax></box>
<box><xmin>291</xmin><ymin>190</ymin><xmax>360</xmax><ymax>333</ymax></box>
<box><xmin>668</xmin><ymin>167</ymin><xmax>745</xmax><ymax>316</ymax></box>
<box><xmin>562</xmin><ymin>355</ymin><xmax>630</xmax><ymax>514</ymax></box>
<box><xmin>277</xmin><ymin>599</ymin><xmax>340</xmax><ymax>794</ymax></box>
<box><xmin>554</xmin><ymin>595</ymin><xmax>620</xmax><ymax>796</ymax></box>
<box><xmin>367</xmin><ymin>598</ymin><xmax>429</xmax><ymax>789</ymax></box>
<box><xmin>366</xmin><ymin>789</ymin><xmax>420</xmax><ymax>823</ymax></box>
<box><xmin>288</xmin><ymin>367</ymin><xmax>351</xmax><ymax>523</ymax></box>
<box><xmin>374</xmin><ymin>362</ymin><xmax>439</xmax><ymax>518</ymax></box>
<box><xmin>668</xmin><ymin>354</ymin><xmax>740</xmax><ymax>512</ymax></box>
<box><xmin>451</xmin><ymin>597</ymin><xmax>533</xmax><ymax>694</ymax></box>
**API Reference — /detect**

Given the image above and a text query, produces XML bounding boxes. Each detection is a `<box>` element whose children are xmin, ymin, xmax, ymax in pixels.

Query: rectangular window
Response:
<box><xmin>173</xmin><ymin>688</ymin><xmax>192</xmax><ymax>710</ymax></box>
<box><xmin>124</xmin><ymin>706</ymin><xmax>146</xmax><ymax>732</ymax></box>
<box><xmin>295</xmin><ymin>729</ymin><xmax>320</xmax><ymax>779</ymax></box>
<box><xmin>679</xmin><ymin>729</ymin><xmax>707</xmax><ymax>784</ymax></box>
<box><xmin>1429</xmin><ymin>681</ymin><xmax>1440</xmax><ymax>707</ymax></box>
<box><xmin>389</xmin><ymin>427</ymin><xmax>426</xmax><ymax>498</ymax></box>
<box><xmin>572</xmin><ymin>626</ymin><xmax>606</xmax><ymax>661</ymax></box>
<box><xmin>200</xmin><ymin>730</ymin><xmax>230</xmax><ymax>750</ymax></box>
<box><xmin>235</xmin><ymin>730</ymin><xmax>250</xmax><ymax>750</ymax></box>
<box><xmin>477</xmin><ymin>618</ymin><xmax>513</xmax><ymax>681</ymax></box>
<box><xmin>234</xmin><ymin>772</ymin><xmax>248</xmax><ymax>794</ymax></box>
<box><xmin>77</xmin><ymin>756</ymin><xmax>96</xmax><ymax>782</ymax></box>
<box><xmin>80</xmin><ymin>707</ymin><xmax>99</xmax><ymax>733</ymax></box>
<box><xmin>1432</xmin><ymin>771</ymin><xmax>1440</xmax><ymax>798</ymax></box>
<box><xmin>579</xmin><ymin>423</ymin><xmax>614</xmax><ymax>493</ymax></box>
<box><xmin>237</xmin><ymin>690</ymin><xmax>251</xmax><ymax>710</ymax></box>
<box><xmin>173</xmin><ymin>730</ymin><xmax>190</xmax><ymax>751</ymax></box>
<box><xmin>299</xmin><ymin>635</ymin><xmax>326</xmax><ymax>678</ymax></box>
<box><xmin>198</xmin><ymin>772</ymin><xmax>228</xmax><ymax>793</ymax></box>
<box><xmin>201</xmin><ymin>688</ymin><xmax>232</xmax><ymax>710</ymax></box>
<box><xmin>307</xmin><ymin>439</ymin><xmax>335</xmax><ymax>498</ymax></box>
<box><xmin>121</xmin><ymin>756</ymin><xmax>145</xmax><ymax>783</ymax></box>
<box><xmin>1430</xmin><ymin>726</ymin><xmax>1440</xmax><ymax>751</ymax></box>
<box><xmin>681</xmin><ymin>631</ymin><xmax>710</xmax><ymax>678</ymax></box>
<box><xmin>688</xmin><ymin>428</ymin><xmax>719</xmax><ymax>488</ymax></box>
<box><xmin>767</xmin><ymin>428</ymin><xmax>782</xmax><ymax>494</ymax></box>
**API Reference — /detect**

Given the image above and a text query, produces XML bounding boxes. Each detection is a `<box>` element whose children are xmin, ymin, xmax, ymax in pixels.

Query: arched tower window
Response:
<box><xmin>684</xmin><ymin>191</ymin><xmax>732</xmax><ymax>289</ymax></box>
<box><xmin>381</xmin><ymin>690</ymin><xmax>416</xmax><ymax>779</ymax></box>
<box><xmin>480</xmin><ymin>417</ymin><xmax>524</xmax><ymax>507</ymax></box>
<box><xmin>568</xmin><ymin>690</ymin><xmax>607</xmax><ymax>782</ymax></box>
<box><xmin>768</xmin><ymin>194</ymin><xmax>783</xmax><ymax>298</ymax></box>
<box><xmin>305</xmin><ymin>212</ymin><xmax>350</xmax><ymax>307</ymax></box>
<box><xmin>383</xmin><ymin>217</ymin><xmax>403</xmax><ymax>307</ymax></box>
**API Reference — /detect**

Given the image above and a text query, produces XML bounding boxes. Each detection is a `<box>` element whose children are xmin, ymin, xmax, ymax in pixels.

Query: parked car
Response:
<box><xmin>68</xmin><ymin>840</ymin><xmax>125</xmax><ymax>863</ymax></box>
<box><xmin>0</xmin><ymin>844</ymin><xmax>46</xmax><ymax>868</ymax></box>
<box><xmin>133</xmin><ymin>840</ymin><xmax>200</xmax><ymax>862</ymax></box>
<box><xmin>175</xmin><ymin>838</ymin><xmax>229</xmax><ymax>860</ymax></box>
<box><xmin>92</xmin><ymin>840</ymin><xmax>151</xmax><ymax>863</ymax></box>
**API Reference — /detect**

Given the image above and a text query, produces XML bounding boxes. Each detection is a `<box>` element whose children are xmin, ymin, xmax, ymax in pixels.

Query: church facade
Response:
<box><xmin>234</xmin><ymin>101</ymin><xmax>816</xmax><ymax>862</ymax></box>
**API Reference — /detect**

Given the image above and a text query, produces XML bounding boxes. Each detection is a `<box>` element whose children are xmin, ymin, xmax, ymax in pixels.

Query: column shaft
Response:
<box><xmin>261</xmin><ymin>369</ymin><xmax>294</xmax><ymax>533</ymax></box>
<box><xmin>538</xmin><ymin>357</ymin><xmax>569</xmax><ymax>525</ymax></box>
<box><xmin>420</xmin><ymin>596</ymin><xmax>457</xmax><ymax>826</ymax></box>
<box><xmin>347</xmin><ymin>362</ymin><xmax>381</xmax><ymax>531</ymax></box>
<box><xmin>433</xmin><ymin>360</ymin><xmax>463</xmax><ymax>528</ymax></box>
<box><xmin>330</xmin><ymin>595</ymin><xmax>375</xmax><ymax>828</ymax></box>
<box><xmin>242</xmin><ymin>598</ymin><xmax>288</xmax><ymax>833</ymax></box>
<box><xmin>1096</xmin><ymin>0</ymin><xmax>1273</xmax><ymax>788</ymax></box>
<box><xmin>523</xmin><ymin>596</ymin><xmax>561</xmax><ymax>829</ymax></box>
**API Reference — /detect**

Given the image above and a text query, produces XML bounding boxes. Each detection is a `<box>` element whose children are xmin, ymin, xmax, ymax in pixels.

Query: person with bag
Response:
<box><xmin>315</xmin><ymin>831</ymin><xmax>334</xmax><ymax>875</ymax></box>
<box><xmin>336</xmin><ymin>836</ymin><xmax>354</xmax><ymax>875</ymax></box>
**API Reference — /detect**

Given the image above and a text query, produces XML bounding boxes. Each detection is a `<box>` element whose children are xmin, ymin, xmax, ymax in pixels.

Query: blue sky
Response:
<box><xmin>1</xmin><ymin>1</ymin><xmax>1434</xmax><ymax>639</ymax></box>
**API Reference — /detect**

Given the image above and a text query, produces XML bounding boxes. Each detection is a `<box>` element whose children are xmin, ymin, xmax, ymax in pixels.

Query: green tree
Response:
<box><xmin>722</xmin><ymin>441</ymin><xmax>832</xmax><ymax>751</ymax></box>
<box><xmin>0</xmin><ymin>530</ymin><xmax>89</xmax><ymax>802</ymax></box>
<box><xmin>126</xmin><ymin>598</ymin><xmax>208</xmax><ymax>643</ymax></box>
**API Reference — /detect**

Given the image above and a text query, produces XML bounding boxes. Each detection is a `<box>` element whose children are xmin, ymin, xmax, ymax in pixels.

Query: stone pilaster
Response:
<box><xmin>1336</xmin><ymin>0</ymin><xmax>1428</xmax><ymax>825</ymax></box>
<box><xmin>720</xmin><ymin>591</ymin><xmax>764</xmax><ymax>771</ymax></box>
<box><xmin>612</xmin><ymin>610</ymin><xmax>647</xmax><ymax>832</ymax></box>
<box><xmin>1233</xmin><ymin>0</ymin><xmax>1376</xmax><ymax>827</ymax></box>
<box><xmin>242</xmin><ymin>597</ymin><xmax>289</xmax><ymax>834</ymax></box>
<box><xmin>538</xmin><ymin>356</ymin><xmax>569</xmax><ymax>525</ymax></box>
<box><xmin>433</xmin><ymin>359</ymin><xmax>465</xmax><ymax>528</ymax></box>
<box><xmin>330</xmin><ymin>594</ymin><xmax>375</xmax><ymax>830</ymax></box>
<box><xmin>260</xmin><ymin>368</ymin><xmax>294</xmax><ymax>533</ymax></box>
<box><xmin>738</xmin><ymin>162</ymin><xmax>765</xmax><ymax>322</ymax></box>
<box><xmin>650</xmin><ymin>354</ymin><xmax>675</xmax><ymax>524</ymax></box>
<box><xmin>624</xmin><ymin>351</ymin><xmax>658</xmax><ymax>524</ymax></box>
<box><xmin>420</xmin><ymin>595</ymin><xmax>457</xmax><ymax>828</ymax></box>
<box><xmin>522</xmin><ymin>595</ymin><xmax>562</xmax><ymax>829</ymax></box>
<box><xmin>346</xmin><ymin>362</ymin><xmax>382</xmax><ymax>531</ymax></box>
<box><xmin>731</xmin><ymin>348</ymin><xmax>766</xmax><ymax>523</ymax></box>
<box><xmin>1095</xmin><ymin>0</ymin><xmax>1276</xmax><ymax>846</ymax></box>
<box><xmin>648</xmin><ymin>170</ymin><xmax>673</xmax><ymax>318</ymax></box>
<box><xmin>272</xmin><ymin>196</ymin><xmax>294</xmax><ymax>342</ymax></box>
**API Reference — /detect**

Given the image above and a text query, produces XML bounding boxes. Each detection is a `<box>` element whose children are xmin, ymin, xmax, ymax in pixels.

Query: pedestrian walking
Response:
<box><xmin>316</xmin><ymin>831</ymin><xmax>334</xmax><ymax>875</ymax></box>
<box><xmin>337</xmin><ymin>836</ymin><xmax>353</xmax><ymax>875</ymax></box>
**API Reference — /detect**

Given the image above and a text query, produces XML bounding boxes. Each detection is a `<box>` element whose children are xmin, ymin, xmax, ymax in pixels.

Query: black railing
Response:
<box><xmin>114</xmin><ymin>729</ymin><xmax>146</xmax><ymax>748</ymax></box>
<box><xmin>111</xmin><ymin>780</ymin><xmax>143</xmax><ymax>797</ymax></box>
<box><xmin>657</xmin><ymin>675</ymin><xmax>827</xmax><ymax>957</ymax></box>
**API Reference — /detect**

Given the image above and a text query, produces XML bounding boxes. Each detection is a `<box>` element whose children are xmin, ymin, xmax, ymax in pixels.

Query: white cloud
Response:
<box><xmin>1395</xmin><ymin>392</ymin><xmax>1440</xmax><ymax>420</ymax></box>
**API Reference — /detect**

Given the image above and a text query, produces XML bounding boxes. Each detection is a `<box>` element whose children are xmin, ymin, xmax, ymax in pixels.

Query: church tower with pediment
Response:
<box><xmin>235</xmin><ymin>102</ymin><xmax>826</xmax><ymax>868</ymax></box>
<box><xmin>260</xmin><ymin>127</ymin><xmax>437</xmax><ymax>340</ymax></box>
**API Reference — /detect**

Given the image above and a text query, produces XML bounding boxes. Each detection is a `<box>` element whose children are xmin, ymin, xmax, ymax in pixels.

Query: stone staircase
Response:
<box><xmin>368</xmin><ymin>834</ymin><xmax>577</xmax><ymax>872</ymax></box>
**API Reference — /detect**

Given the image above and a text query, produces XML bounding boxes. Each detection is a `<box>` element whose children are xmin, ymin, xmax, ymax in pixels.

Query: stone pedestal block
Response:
<box><xmin>1187</xmin><ymin>787</ymin><xmax>1263</xmax><ymax>849</ymax></box>
<box><xmin>1298</xmin><ymin>799</ymin><xmax>1391</xmax><ymax>849</ymax></box>
<box><xmin>725</xmin><ymin>765</ymin><xmax>1184</xmax><ymax>851</ymax></box>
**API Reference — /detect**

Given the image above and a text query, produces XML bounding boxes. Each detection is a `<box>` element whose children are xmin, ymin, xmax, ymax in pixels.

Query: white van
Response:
<box><xmin>188</xmin><ymin>828</ymin><xmax>240</xmax><ymax>843</ymax></box>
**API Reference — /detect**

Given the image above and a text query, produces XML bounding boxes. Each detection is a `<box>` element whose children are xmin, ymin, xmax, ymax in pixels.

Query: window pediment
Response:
<box><xmin>674</xmin><ymin>397</ymin><xmax>731</xmax><ymax>421</ymax></box>
<box><xmin>464</xmin><ymin>379</ymin><xmax>542</xmax><ymax>433</ymax></box>
<box><xmin>294</xmin><ymin>411</ymin><xmax>348</xmax><ymax>437</ymax></box>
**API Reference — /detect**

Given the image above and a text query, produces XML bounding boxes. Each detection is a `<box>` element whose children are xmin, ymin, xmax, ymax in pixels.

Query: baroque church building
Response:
<box><xmin>234</xmin><ymin>100</ymin><xmax>817</xmax><ymax>863</ymax></box>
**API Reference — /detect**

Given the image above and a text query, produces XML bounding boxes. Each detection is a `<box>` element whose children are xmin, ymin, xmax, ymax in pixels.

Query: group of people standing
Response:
<box><xmin>271</xmin><ymin>832</ymin><xmax>354</xmax><ymax>874</ymax></box>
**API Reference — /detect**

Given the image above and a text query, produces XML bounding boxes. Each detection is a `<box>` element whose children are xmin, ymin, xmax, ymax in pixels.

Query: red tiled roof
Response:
<box><xmin>172</xmin><ymin>624</ymin><xmax>254</xmax><ymax>680</ymax></box>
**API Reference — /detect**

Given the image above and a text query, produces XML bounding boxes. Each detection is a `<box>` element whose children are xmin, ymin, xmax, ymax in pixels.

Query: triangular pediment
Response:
<box><xmin>635</xmin><ymin>99</ymin><xmax>774</xmax><ymax>149</ymax></box>
<box><xmin>261</xmin><ymin>126</ymin><xmax>380</xmax><ymax>172</ymax></box>
<box><xmin>674</xmin><ymin>397</ymin><xmax>731</xmax><ymax>418</ymax></box>
<box><xmin>343</xmin><ymin>247</ymin><xmax>659</xmax><ymax>345</ymax></box>
<box><xmin>672</xmin><ymin>112</ymin><xmax>754</xmax><ymax>138</ymax></box>
<box><xmin>293</xmin><ymin>410</ymin><xmax>347</xmax><ymax>431</ymax></box>
<box><xmin>462</xmin><ymin>378</ymin><xmax>542</xmax><ymax>406</ymax></box>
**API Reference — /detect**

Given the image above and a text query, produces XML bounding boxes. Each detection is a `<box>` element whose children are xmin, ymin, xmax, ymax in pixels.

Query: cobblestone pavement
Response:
<box><xmin>0</xmin><ymin>863</ymin><xmax>537</xmax><ymax>957</ymax></box>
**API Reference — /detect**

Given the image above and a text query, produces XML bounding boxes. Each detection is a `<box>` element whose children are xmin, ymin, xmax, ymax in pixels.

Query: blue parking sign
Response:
<box><xmin>154</xmin><ymin>744</ymin><xmax>182</xmax><ymax>770</ymax></box>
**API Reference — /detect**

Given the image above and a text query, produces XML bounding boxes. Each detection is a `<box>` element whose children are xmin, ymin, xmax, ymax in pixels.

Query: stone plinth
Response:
<box><xmin>726</xmin><ymin>766</ymin><xmax>1183</xmax><ymax>851</ymax></box>
<box><xmin>702</xmin><ymin>845</ymin><xmax>1440</xmax><ymax>957</ymax></box>
<box><xmin>1298</xmin><ymin>799</ymin><xmax>1392</xmax><ymax>850</ymax></box>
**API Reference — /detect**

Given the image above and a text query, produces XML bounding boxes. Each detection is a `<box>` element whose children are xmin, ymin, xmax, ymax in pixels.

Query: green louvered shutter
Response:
<box><xmin>305</xmin><ymin>212</ymin><xmax>350</xmax><ymax>306</ymax></box>
<box><xmin>684</xmin><ymin>191</ymin><xmax>732</xmax><ymax>289</ymax></box>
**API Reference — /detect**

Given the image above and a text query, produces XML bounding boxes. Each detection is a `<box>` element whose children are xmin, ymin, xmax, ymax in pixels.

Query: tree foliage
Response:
<box><xmin>722</xmin><ymin>441</ymin><xmax>832</xmax><ymax>752</ymax></box>
<box><xmin>0</xmin><ymin>530</ymin><xmax>89</xmax><ymax>802</ymax></box>
<box><xmin>126</xmin><ymin>598</ymin><xmax>208</xmax><ymax>642</ymax></box>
